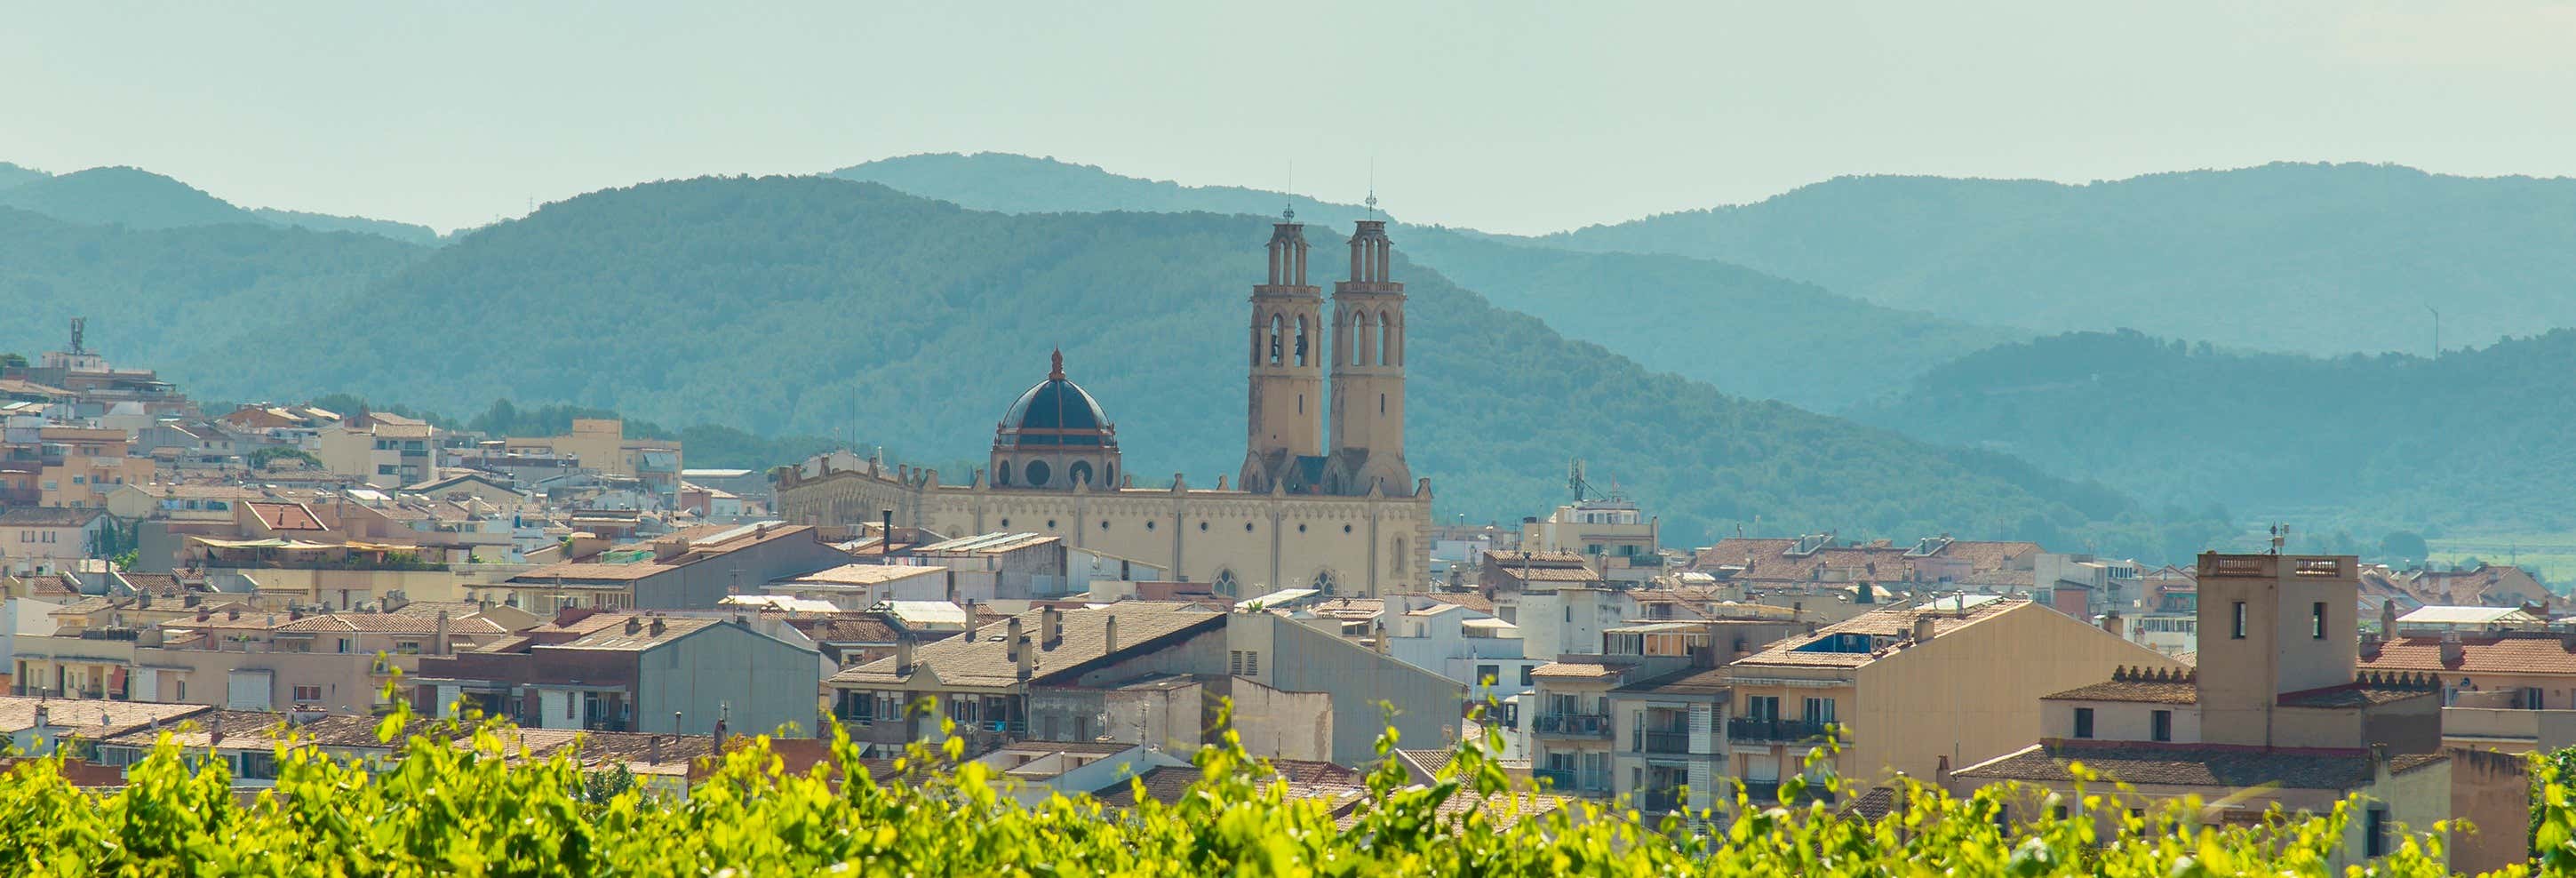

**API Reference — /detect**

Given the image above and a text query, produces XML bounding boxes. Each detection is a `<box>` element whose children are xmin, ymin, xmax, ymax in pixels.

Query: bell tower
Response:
<box><xmin>1240</xmin><ymin>216</ymin><xmax>1324</xmax><ymax>492</ymax></box>
<box><xmin>1325</xmin><ymin>219</ymin><xmax>1413</xmax><ymax>496</ymax></box>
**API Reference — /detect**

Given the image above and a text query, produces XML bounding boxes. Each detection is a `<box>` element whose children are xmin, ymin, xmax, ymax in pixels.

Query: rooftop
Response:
<box><xmin>2360</xmin><ymin>635</ymin><xmax>2576</xmax><ymax>676</ymax></box>
<box><xmin>1953</xmin><ymin>743</ymin><xmax>2444</xmax><ymax>790</ymax></box>
<box><xmin>1734</xmin><ymin>598</ymin><xmax>2024</xmax><ymax>669</ymax></box>
<box><xmin>831</xmin><ymin>602</ymin><xmax>1224</xmax><ymax>689</ymax></box>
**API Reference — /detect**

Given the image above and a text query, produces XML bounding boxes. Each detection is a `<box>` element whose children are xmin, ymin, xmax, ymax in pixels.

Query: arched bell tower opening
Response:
<box><xmin>1241</xmin><ymin>216</ymin><xmax>1324</xmax><ymax>492</ymax></box>
<box><xmin>1325</xmin><ymin>220</ymin><xmax>1413</xmax><ymax>497</ymax></box>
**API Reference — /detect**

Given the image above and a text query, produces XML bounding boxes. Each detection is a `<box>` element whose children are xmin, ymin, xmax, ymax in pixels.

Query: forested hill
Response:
<box><xmin>1850</xmin><ymin>329</ymin><xmax>2576</xmax><ymax>534</ymax></box>
<box><xmin>1537</xmin><ymin>163</ymin><xmax>2576</xmax><ymax>356</ymax></box>
<box><xmin>837</xmin><ymin>153</ymin><xmax>2014</xmax><ymax>411</ymax></box>
<box><xmin>0</xmin><ymin>207</ymin><xmax>428</xmax><ymax>366</ymax></box>
<box><xmin>190</xmin><ymin>174</ymin><xmax>2214</xmax><ymax>556</ymax></box>
<box><xmin>0</xmin><ymin>164</ymin><xmax>442</xmax><ymax>244</ymax></box>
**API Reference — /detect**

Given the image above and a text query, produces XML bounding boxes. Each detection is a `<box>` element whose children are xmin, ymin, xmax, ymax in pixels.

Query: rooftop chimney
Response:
<box><xmin>896</xmin><ymin>636</ymin><xmax>915</xmax><ymax>674</ymax></box>
<box><xmin>649</xmin><ymin>616</ymin><xmax>666</xmax><ymax>636</ymax></box>
<box><xmin>1104</xmin><ymin>613</ymin><xmax>1119</xmax><ymax>653</ymax></box>
<box><xmin>648</xmin><ymin>735</ymin><xmax>663</xmax><ymax>764</ymax></box>
<box><xmin>1041</xmin><ymin>606</ymin><xmax>1062</xmax><ymax>649</ymax></box>
<box><xmin>964</xmin><ymin>600</ymin><xmax>980</xmax><ymax>641</ymax></box>
<box><xmin>2441</xmin><ymin>630</ymin><xmax>2466</xmax><ymax>666</ymax></box>
<box><xmin>1911</xmin><ymin>616</ymin><xmax>1937</xmax><ymax>643</ymax></box>
<box><xmin>626</xmin><ymin>617</ymin><xmax>643</xmax><ymax>635</ymax></box>
<box><xmin>1016</xmin><ymin>634</ymin><xmax>1035</xmax><ymax>680</ymax></box>
<box><xmin>2381</xmin><ymin>599</ymin><xmax>2399</xmax><ymax>637</ymax></box>
<box><xmin>2100</xmin><ymin>613</ymin><xmax>2124</xmax><ymax>639</ymax></box>
<box><xmin>433</xmin><ymin>610</ymin><xmax>451</xmax><ymax>656</ymax></box>
<box><xmin>1006</xmin><ymin>618</ymin><xmax>1025</xmax><ymax>661</ymax></box>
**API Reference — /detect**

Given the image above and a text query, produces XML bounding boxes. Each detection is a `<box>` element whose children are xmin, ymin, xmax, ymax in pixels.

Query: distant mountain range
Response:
<box><xmin>1851</xmin><ymin>328</ymin><xmax>2576</xmax><ymax>537</ymax></box>
<box><xmin>148</xmin><ymin>174</ymin><xmax>2192</xmax><ymax>555</ymax></box>
<box><xmin>837</xmin><ymin>154</ymin><xmax>2016</xmax><ymax>411</ymax></box>
<box><xmin>0</xmin><ymin>164</ymin><xmax>443</xmax><ymax>245</ymax></box>
<box><xmin>1534</xmin><ymin>163</ymin><xmax>2576</xmax><ymax>356</ymax></box>
<box><xmin>20</xmin><ymin>149</ymin><xmax>2576</xmax><ymax>555</ymax></box>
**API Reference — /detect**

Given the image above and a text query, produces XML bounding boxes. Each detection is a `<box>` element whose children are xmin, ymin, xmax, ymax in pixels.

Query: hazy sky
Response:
<box><xmin>6</xmin><ymin>1</ymin><xmax>2574</xmax><ymax>235</ymax></box>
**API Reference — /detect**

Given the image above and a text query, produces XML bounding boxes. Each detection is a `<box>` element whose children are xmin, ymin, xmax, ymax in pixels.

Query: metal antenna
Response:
<box><xmin>1364</xmin><ymin>156</ymin><xmax>1379</xmax><ymax>220</ymax></box>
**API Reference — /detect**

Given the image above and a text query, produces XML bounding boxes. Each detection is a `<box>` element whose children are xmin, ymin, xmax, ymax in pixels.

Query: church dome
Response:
<box><xmin>995</xmin><ymin>350</ymin><xmax>1117</xmax><ymax>449</ymax></box>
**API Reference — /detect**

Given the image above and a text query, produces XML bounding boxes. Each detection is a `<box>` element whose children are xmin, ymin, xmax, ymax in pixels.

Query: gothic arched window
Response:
<box><xmin>1295</xmin><ymin>315</ymin><xmax>1310</xmax><ymax>366</ymax></box>
<box><xmin>995</xmin><ymin>460</ymin><xmax>1012</xmax><ymax>486</ymax></box>
<box><xmin>1353</xmin><ymin>312</ymin><xmax>1372</xmax><ymax>365</ymax></box>
<box><xmin>1379</xmin><ymin>309</ymin><xmax>1394</xmax><ymax>366</ymax></box>
<box><xmin>1312</xmin><ymin>570</ymin><xmax>1338</xmax><ymax>595</ymax></box>
<box><xmin>1212</xmin><ymin>569</ymin><xmax>1240</xmax><ymax>598</ymax></box>
<box><xmin>1267</xmin><ymin>315</ymin><xmax>1283</xmax><ymax>365</ymax></box>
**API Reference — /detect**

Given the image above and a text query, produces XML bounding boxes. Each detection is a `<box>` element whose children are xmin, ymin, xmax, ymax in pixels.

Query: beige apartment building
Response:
<box><xmin>37</xmin><ymin>426</ymin><xmax>151</xmax><ymax>508</ymax></box>
<box><xmin>12</xmin><ymin>598</ymin><xmax>528</xmax><ymax>714</ymax></box>
<box><xmin>1723</xmin><ymin>596</ymin><xmax>2179</xmax><ymax>794</ymax></box>
<box><xmin>316</xmin><ymin>412</ymin><xmax>438</xmax><ymax>489</ymax></box>
<box><xmin>503</xmin><ymin>419</ymin><xmax>682</xmax><ymax>500</ymax></box>
<box><xmin>1519</xmin><ymin>497</ymin><xmax>1662</xmax><ymax>587</ymax></box>
<box><xmin>1954</xmin><ymin>554</ymin><xmax>2467</xmax><ymax>873</ymax></box>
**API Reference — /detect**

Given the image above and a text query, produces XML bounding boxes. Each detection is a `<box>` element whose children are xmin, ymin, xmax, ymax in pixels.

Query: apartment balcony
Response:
<box><xmin>1636</xmin><ymin>787</ymin><xmax>1687</xmax><ymax>813</ymax></box>
<box><xmin>1737</xmin><ymin>780</ymin><xmax>1836</xmax><ymax>806</ymax></box>
<box><xmin>1635</xmin><ymin>730</ymin><xmax>1693</xmax><ymax>754</ymax></box>
<box><xmin>1530</xmin><ymin>768</ymin><xmax>1612</xmax><ymax>794</ymax></box>
<box><xmin>1531</xmin><ymin>713</ymin><xmax>1614</xmax><ymax>738</ymax></box>
<box><xmin>1727</xmin><ymin>717</ymin><xmax>1838</xmax><ymax>744</ymax></box>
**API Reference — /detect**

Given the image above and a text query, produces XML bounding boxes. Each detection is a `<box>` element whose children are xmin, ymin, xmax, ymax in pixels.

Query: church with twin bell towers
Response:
<box><xmin>777</xmin><ymin>217</ymin><xmax>1432</xmax><ymax>597</ymax></box>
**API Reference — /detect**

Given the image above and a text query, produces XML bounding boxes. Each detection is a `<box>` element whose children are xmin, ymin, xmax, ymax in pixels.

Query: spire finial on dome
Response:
<box><xmin>1049</xmin><ymin>348</ymin><xmax>1065</xmax><ymax>380</ymax></box>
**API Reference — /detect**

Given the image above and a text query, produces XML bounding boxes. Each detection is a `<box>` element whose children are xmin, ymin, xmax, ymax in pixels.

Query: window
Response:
<box><xmin>2052</xmin><ymin>804</ymin><xmax>2070</xmax><ymax>821</ymax></box>
<box><xmin>2311</xmin><ymin>602</ymin><xmax>2327</xmax><ymax>639</ymax></box>
<box><xmin>2231</xmin><ymin>601</ymin><xmax>2247</xmax><ymax>639</ymax></box>
<box><xmin>995</xmin><ymin>460</ymin><xmax>1011</xmax><ymax>486</ymax></box>
<box><xmin>2366</xmin><ymin>807</ymin><xmax>2389</xmax><ymax>857</ymax></box>
<box><xmin>1025</xmin><ymin>460</ymin><xmax>1050</xmax><ymax>487</ymax></box>
<box><xmin>1745</xmin><ymin>695</ymin><xmax>1781</xmax><ymax>722</ymax></box>
<box><xmin>292</xmin><ymin>685</ymin><xmax>323</xmax><ymax>703</ymax></box>
<box><xmin>69</xmin><ymin>475</ymin><xmax>83</xmax><ymax>484</ymax></box>
<box><xmin>1520</xmin><ymin>666</ymin><xmax>1535</xmax><ymax>686</ymax></box>
<box><xmin>1069</xmin><ymin>460</ymin><xmax>1093</xmax><ymax>486</ymax></box>
<box><xmin>395</xmin><ymin>641</ymin><xmax>423</xmax><ymax>655</ymax></box>
<box><xmin>1230</xmin><ymin>651</ymin><xmax>1245</xmax><ymax>676</ymax></box>
<box><xmin>2151</xmin><ymin>709</ymin><xmax>2173</xmax><ymax>742</ymax></box>
<box><xmin>1476</xmin><ymin>664</ymin><xmax>1500</xmax><ymax>686</ymax></box>
<box><xmin>377</xmin><ymin>465</ymin><xmax>398</xmax><ymax>475</ymax></box>
<box><xmin>1244</xmin><ymin>651</ymin><xmax>1258</xmax><ymax>676</ymax></box>
<box><xmin>1802</xmin><ymin>697</ymin><xmax>1836</xmax><ymax>724</ymax></box>
<box><xmin>2073</xmin><ymin>707</ymin><xmax>2094</xmax><ymax>739</ymax></box>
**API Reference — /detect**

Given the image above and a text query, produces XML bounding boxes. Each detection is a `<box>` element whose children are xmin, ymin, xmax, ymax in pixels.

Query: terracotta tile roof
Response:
<box><xmin>97</xmin><ymin>710</ymin><xmax>294</xmax><ymax>749</ymax></box>
<box><xmin>275</xmin><ymin>610</ymin><xmax>510</xmax><ymax>635</ymax></box>
<box><xmin>779</xmin><ymin>563</ymin><xmax>947</xmax><ymax>587</ymax></box>
<box><xmin>1090</xmin><ymin>760</ymin><xmax>1366</xmax><ymax>808</ymax></box>
<box><xmin>2359</xmin><ymin>635</ymin><xmax>2576</xmax><ymax>676</ymax></box>
<box><xmin>830</xmin><ymin>602</ymin><xmax>1226</xmax><ymax>689</ymax></box>
<box><xmin>1528</xmin><ymin>661</ymin><xmax>1622</xmax><ymax>679</ymax></box>
<box><xmin>1689</xmin><ymin>538</ymin><xmax>2038</xmax><ymax>586</ymax></box>
<box><xmin>0</xmin><ymin>507</ymin><xmax>104</xmax><ymax>527</ymax></box>
<box><xmin>1845</xmin><ymin>786</ymin><xmax>1901</xmax><ymax>821</ymax></box>
<box><xmin>1735</xmin><ymin>599</ymin><xmax>2026</xmax><ymax>669</ymax></box>
<box><xmin>1309</xmin><ymin>598</ymin><xmax>1384</xmax><ymax>622</ymax></box>
<box><xmin>1615</xmin><ymin>666</ymin><xmax>1731</xmax><ymax>696</ymax></box>
<box><xmin>545</xmin><ymin>614</ymin><xmax>722</xmax><ymax>651</ymax></box>
<box><xmin>2276</xmin><ymin>681</ymin><xmax>2441</xmax><ymax>708</ymax></box>
<box><xmin>0</xmin><ymin>696</ymin><xmax>214</xmax><ymax>737</ymax></box>
<box><xmin>2046</xmin><ymin>680</ymin><xmax>2198</xmax><ymax>704</ymax></box>
<box><xmin>787</xmin><ymin>615</ymin><xmax>900</xmax><ymax>643</ymax></box>
<box><xmin>510</xmin><ymin>561</ymin><xmax>678</xmax><ymax>583</ymax></box>
<box><xmin>1400</xmin><ymin>747</ymin><xmax>1458</xmax><ymax>778</ymax></box>
<box><xmin>1484</xmin><ymin>550</ymin><xmax>1590</xmax><ymax>568</ymax></box>
<box><xmin>16</xmin><ymin>574</ymin><xmax>80</xmax><ymax>599</ymax></box>
<box><xmin>1953</xmin><ymin>743</ymin><xmax>2439</xmax><ymax>791</ymax></box>
<box><xmin>1422</xmin><ymin>592</ymin><xmax>1495</xmax><ymax>614</ymax></box>
<box><xmin>244</xmin><ymin>501</ymin><xmax>326</xmax><ymax>531</ymax></box>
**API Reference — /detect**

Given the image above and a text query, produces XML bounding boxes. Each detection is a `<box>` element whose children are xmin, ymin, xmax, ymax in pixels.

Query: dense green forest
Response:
<box><xmin>0</xmin><ymin>164</ymin><xmax>441</xmax><ymax>243</ymax></box>
<box><xmin>169</xmin><ymin>174</ymin><xmax>2209</xmax><ymax>556</ymax></box>
<box><xmin>837</xmin><ymin>153</ymin><xmax>2016</xmax><ymax>411</ymax></box>
<box><xmin>1852</xmin><ymin>328</ymin><xmax>2576</xmax><ymax>536</ymax></box>
<box><xmin>0</xmin><ymin>207</ymin><xmax>427</xmax><ymax>366</ymax></box>
<box><xmin>1537</xmin><ymin>163</ymin><xmax>2576</xmax><ymax>356</ymax></box>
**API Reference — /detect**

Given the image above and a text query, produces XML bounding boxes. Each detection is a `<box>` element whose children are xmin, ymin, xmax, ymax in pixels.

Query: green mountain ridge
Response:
<box><xmin>177</xmin><ymin>174</ymin><xmax>2209</xmax><ymax>556</ymax></box>
<box><xmin>1535</xmin><ymin>162</ymin><xmax>2576</xmax><ymax>356</ymax></box>
<box><xmin>1849</xmin><ymin>328</ymin><xmax>2576</xmax><ymax>536</ymax></box>
<box><xmin>0</xmin><ymin>207</ymin><xmax>428</xmax><ymax>367</ymax></box>
<box><xmin>835</xmin><ymin>153</ymin><xmax>2019</xmax><ymax>411</ymax></box>
<box><xmin>0</xmin><ymin>163</ymin><xmax>443</xmax><ymax>244</ymax></box>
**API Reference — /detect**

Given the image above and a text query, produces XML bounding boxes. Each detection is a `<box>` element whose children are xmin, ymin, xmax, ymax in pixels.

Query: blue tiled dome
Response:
<box><xmin>996</xmin><ymin>350</ymin><xmax>1115</xmax><ymax>448</ymax></box>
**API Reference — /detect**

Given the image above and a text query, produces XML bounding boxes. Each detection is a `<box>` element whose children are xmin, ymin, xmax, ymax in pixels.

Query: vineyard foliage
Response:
<box><xmin>0</xmin><ymin>694</ymin><xmax>2552</xmax><ymax>876</ymax></box>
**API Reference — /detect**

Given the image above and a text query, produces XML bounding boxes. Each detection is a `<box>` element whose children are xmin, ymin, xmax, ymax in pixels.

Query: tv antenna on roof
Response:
<box><xmin>1567</xmin><ymin>459</ymin><xmax>1591</xmax><ymax>503</ymax></box>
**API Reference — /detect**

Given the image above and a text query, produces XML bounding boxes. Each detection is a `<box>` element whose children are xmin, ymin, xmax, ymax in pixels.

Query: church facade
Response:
<box><xmin>775</xmin><ymin>220</ymin><xmax>1432</xmax><ymax>596</ymax></box>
